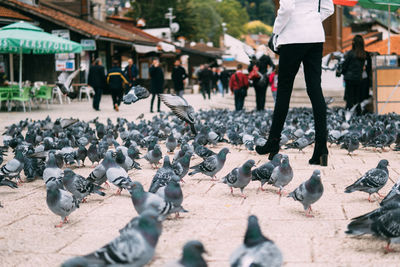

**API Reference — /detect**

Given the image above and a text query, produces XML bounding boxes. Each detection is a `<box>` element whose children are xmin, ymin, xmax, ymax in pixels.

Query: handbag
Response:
<box><xmin>248</xmin><ymin>65</ymin><xmax>261</xmax><ymax>80</ymax></box>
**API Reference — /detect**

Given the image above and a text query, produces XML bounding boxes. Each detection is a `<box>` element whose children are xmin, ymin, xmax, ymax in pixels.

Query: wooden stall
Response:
<box><xmin>373</xmin><ymin>55</ymin><xmax>400</xmax><ymax>114</ymax></box>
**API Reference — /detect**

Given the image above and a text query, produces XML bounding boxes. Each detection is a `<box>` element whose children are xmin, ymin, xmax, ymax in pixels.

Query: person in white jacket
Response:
<box><xmin>256</xmin><ymin>0</ymin><xmax>334</xmax><ymax>166</ymax></box>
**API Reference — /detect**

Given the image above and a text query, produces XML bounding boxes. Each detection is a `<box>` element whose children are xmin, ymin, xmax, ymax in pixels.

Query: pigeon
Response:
<box><xmin>288</xmin><ymin>170</ymin><xmax>324</xmax><ymax>217</ymax></box>
<box><xmin>149</xmin><ymin>156</ymin><xmax>176</xmax><ymax>193</ymax></box>
<box><xmin>123</xmin><ymin>85</ymin><xmax>150</xmax><ymax>104</ymax></box>
<box><xmin>156</xmin><ymin>175</ymin><xmax>188</xmax><ymax>217</ymax></box>
<box><xmin>56</xmin><ymin>69</ymin><xmax>80</xmax><ymax>99</ymax></box>
<box><xmin>115</xmin><ymin>147</ymin><xmax>141</xmax><ymax>171</ymax></box>
<box><xmin>381</xmin><ymin>178</ymin><xmax>400</xmax><ymax>207</ymax></box>
<box><xmin>87</xmin><ymin>150</ymin><xmax>115</xmax><ymax>187</ymax></box>
<box><xmin>189</xmin><ymin>148</ymin><xmax>229</xmax><ymax>180</ymax></box>
<box><xmin>193</xmin><ymin>142</ymin><xmax>216</xmax><ymax>159</ymax></box>
<box><xmin>166</xmin><ymin>133</ymin><xmax>178</xmax><ymax>153</ymax></box>
<box><xmin>229</xmin><ymin>215</ymin><xmax>283</xmax><ymax>267</ymax></box>
<box><xmin>74</xmin><ymin>144</ymin><xmax>87</xmax><ymax>167</ymax></box>
<box><xmin>160</xmin><ymin>94</ymin><xmax>197</xmax><ymax>135</ymax></box>
<box><xmin>172</xmin><ymin>151</ymin><xmax>192</xmax><ymax>181</ymax></box>
<box><xmin>342</xmin><ymin>134</ymin><xmax>359</xmax><ymax>155</ymax></box>
<box><xmin>252</xmin><ymin>154</ymin><xmax>282</xmax><ymax>191</ymax></box>
<box><xmin>345</xmin><ymin>204</ymin><xmax>400</xmax><ymax>253</ymax></box>
<box><xmin>106</xmin><ymin>156</ymin><xmax>134</xmax><ymax>195</ymax></box>
<box><xmin>143</xmin><ymin>144</ymin><xmax>163</xmax><ymax>168</ymax></box>
<box><xmin>119</xmin><ymin>209</ymin><xmax>162</xmax><ymax>237</ymax></box>
<box><xmin>221</xmin><ymin>159</ymin><xmax>256</xmax><ymax>198</ymax></box>
<box><xmin>0</xmin><ymin>147</ymin><xmax>25</xmax><ymax>184</ymax></box>
<box><xmin>46</xmin><ymin>182</ymin><xmax>80</xmax><ymax>227</ymax></box>
<box><xmin>165</xmin><ymin>240</ymin><xmax>208</xmax><ymax>267</ymax></box>
<box><xmin>344</xmin><ymin>159</ymin><xmax>389</xmax><ymax>202</ymax></box>
<box><xmin>42</xmin><ymin>152</ymin><xmax>64</xmax><ymax>189</ymax></box>
<box><xmin>129</xmin><ymin>181</ymin><xmax>175</xmax><ymax>220</ymax></box>
<box><xmin>0</xmin><ymin>175</ymin><xmax>18</xmax><ymax>188</ymax></box>
<box><xmin>62</xmin><ymin>210</ymin><xmax>161</xmax><ymax>267</ymax></box>
<box><xmin>269</xmin><ymin>155</ymin><xmax>293</xmax><ymax>195</ymax></box>
<box><xmin>62</xmin><ymin>168</ymin><xmax>105</xmax><ymax>202</ymax></box>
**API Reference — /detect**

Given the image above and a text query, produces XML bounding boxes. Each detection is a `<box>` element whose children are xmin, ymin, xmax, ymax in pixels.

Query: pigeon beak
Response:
<box><xmin>204</xmin><ymin>249</ymin><xmax>210</xmax><ymax>256</ymax></box>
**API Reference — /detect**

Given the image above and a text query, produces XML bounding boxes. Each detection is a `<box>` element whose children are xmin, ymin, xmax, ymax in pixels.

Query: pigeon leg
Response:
<box><xmin>377</xmin><ymin>192</ymin><xmax>385</xmax><ymax>199</ymax></box>
<box><xmin>368</xmin><ymin>194</ymin><xmax>373</xmax><ymax>202</ymax></box>
<box><xmin>55</xmin><ymin>221</ymin><xmax>64</xmax><ymax>228</ymax></box>
<box><xmin>305</xmin><ymin>207</ymin><xmax>314</xmax><ymax>218</ymax></box>
<box><xmin>240</xmin><ymin>188</ymin><xmax>246</xmax><ymax>199</ymax></box>
<box><xmin>63</xmin><ymin>217</ymin><xmax>69</xmax><ymax>224</ymax></box>
<box><xmin>259</xmin><ymin>185</ymin><xmax>265</xmax><ymax>192</ymax></box>
<box><xmin>16</xmin><ymin>176</ymin><xmax>24</xmax><ymax>186</ymax></box>
<box><xmin>180</xmin><ymin>178</ymin><xmax>186</xmax><ymax>184</ymax></box>
<box><xmin>211</xmin><ymin>176</ymin><xmax>217</xmax><ymax>181</ymax></box>
<box><xmin>104</xmin><ymin>181</ymin><xmax>111</xmax><ymax>189</ymax></box>
<box><xmin>205</xmin><ymin>183</ymin><xmax>216</xmax><ymax>194</ymax></box>
<box><xmin>81</xmin><ymin>198</ymin><xmax>87</xmax><ymax>203</ymax></box>
<box><xmin>230</xmin><ymin>187</ymin><xmax>234</xmax><ymax>195</ymax></box>
<box><xmin>384</xmin><ymin>242</ymin><xmax>395</xmax><ymax>253</ymax></box>
<box><xmin>175</xmin><ymin>212</ymin><xmax>183</xmax><ymax>219</ymax></box>
<box><xmin>115</xmin><ymin>188</ymin><xmax>122</xmax><ymax>195</ymax></box>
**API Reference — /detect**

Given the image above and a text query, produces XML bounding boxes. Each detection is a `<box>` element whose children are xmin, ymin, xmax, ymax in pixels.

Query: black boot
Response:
<box><xmin>255</xmin><ymin>137</ymin><xmax>280</xmax><ymax>160</ymax></box>
<box><xmin>309</xmin><ymin>142</ymin><xmax>328</xmax><ymax>166</ymax></box>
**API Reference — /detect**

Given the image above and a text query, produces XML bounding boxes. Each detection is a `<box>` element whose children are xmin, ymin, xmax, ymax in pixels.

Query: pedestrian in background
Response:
<box><xmin>229</xmin><ymin>64</ymin><xmax>249</xmax><ymax>111</ymax></box>
<box><xmin>256</xmin><ymin>0</ymin><xmax>334</xmax><ymax>167</ymax></box>
<box><xmin>211</xmin><ymin>67</ymin><xmax>219</xmax><ymax>94</ymax></box>
<box><xmin>249</xmin><ymin>53</ymin><xmax>275</xmax><ymax>111</ymax></box>
<box><xmin>220</xmin><ymin>67</ymin><xmax>230</xmax><ymax>95</ymax></box>
<box><xmin>88</xmin><ymin>58</ymin><xmax>106</xmax><ymax>111</ymax></box>
<box><xmin>107</xmin><ymin>60</ymin><xmax>128</xmax><ymax>112</ymax></box>
<box><xmin>197</xmin><ymin>64</ymin><xmax>212</xmax><ymax>100</ymax></box>
<box><xmin>149</xmin><ymin>58</ymin><xmax>164</xmax><ymax>113</ymax></box>
<box><xmin>171</xmin><ymin>59</ymin><xmax>188</xmax><ymax>97</ymax></box>
<box><xmin>269</xmin><ymin>64</ymin><xmax>279</xmax><ymax>103</ymax></box>
<box><xmin>124</xmin><ymin>58</ymin><xmax>138</xmax><ymax>88</ymax></box>
<box><xmin>342</xmin><ymin>35</ymin><xmax>371</xmax><ymax>112</ymax></box>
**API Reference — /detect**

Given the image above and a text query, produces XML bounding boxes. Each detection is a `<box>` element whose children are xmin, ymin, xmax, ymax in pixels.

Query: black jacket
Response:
<box><xmin>257</xmin><ymin>55</ymin><xmax>275</xmax><ymax>74</ymax></box>
<box><xmin>220</xmin><ymin>70</ymin><xmax>230</xmax><ymax>86</ymax></box>
<box><xmin>88</xmin><ymin>65</ymin><xmax>106</xmax><ymax>89</ymax></box>
<box><xmin>342</xmin><ymin>50</ymin><xmax>371</xmax><ymax>81</ymax></box>
<box><xmin>198</xmin><ymin>68</ymin><xmax>213</xmax><ymax>85</ymax></box>
<box><xmin>171</xmin><ymin>65</ymin><xmax>187</xmax><ymax>91</ymax></box>
<box><xmin>107</xmin><ymin>67</ymin><xmax>128</xmax><ymax>91</ymax></box>
<box><xmin>149</xmin><ymin>65</ymin><xmax>164</xmax><ymax>94</ymax></box>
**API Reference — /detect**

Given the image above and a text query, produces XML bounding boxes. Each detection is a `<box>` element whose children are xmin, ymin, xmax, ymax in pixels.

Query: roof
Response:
<box><xmin>0</xmin><ymin>6</ymin><xmax>32</xmax><ymax>21</ymax></box>
<box><xmin>1</xmin><ymin>0</ymin><xmax>154</xmax><ymax>45</ymax></box>
<box><xmin>366</xmin><ymin>36</ymin><xmax>400</xmax><ymax>55</ymax></box>
<box><xmin>185</xmin><ymin>43</ymin><xmax>224</xmax><ymax>55</ymax></box>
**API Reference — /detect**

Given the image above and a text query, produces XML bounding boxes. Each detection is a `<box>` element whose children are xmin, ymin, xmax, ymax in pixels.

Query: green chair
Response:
<box><xmin>0</xmin><ymin>88</ymin><xmax>9</xmax><ymax>111</ymax></box>
<box><xmin>9</xmin><ymin>87</ymin><xmax>31</xmax><ymax>112</ymax></box>
<box><xmin>35</xmin><ymin>85</ymin><xmax>52</xmax><ymax>109</ymax></box>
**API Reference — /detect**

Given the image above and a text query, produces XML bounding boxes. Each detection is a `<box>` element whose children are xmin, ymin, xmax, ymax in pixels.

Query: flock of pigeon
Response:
<box><xmin>1</xmin><ymin>91</ymin><xmax>400</xmax><ymax>266</ymax></box>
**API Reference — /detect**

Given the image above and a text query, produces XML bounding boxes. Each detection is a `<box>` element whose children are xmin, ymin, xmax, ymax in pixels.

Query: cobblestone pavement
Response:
<box><xmin>0</xmin><ymin>94</ymin><xmax>400</xmax><ymax>267</ymax></box>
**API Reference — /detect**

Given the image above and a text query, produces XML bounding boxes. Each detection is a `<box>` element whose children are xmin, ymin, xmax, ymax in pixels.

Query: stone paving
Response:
<box><xmin>0</xmin><ymin>94</ymin><xmax>400</xmax><ymax>267</ymax></box>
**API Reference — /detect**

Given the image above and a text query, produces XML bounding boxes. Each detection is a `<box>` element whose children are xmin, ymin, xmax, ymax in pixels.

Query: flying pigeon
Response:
<box><xmin>288</xmin><ymin>170</ymin><xmax>324</xmax><ymax>217</ymax></box>
<box><xmin>56</xmin><ymin>69</ymin><xmax>80</xmax><ymax>99</ymax></box>
<box><xmin>123</xmin><ymin>85</ymin><xmax>150</xmax><ymax>104</ymax></box>
<box><xmin>345</xmin><ymin>159</ymin><xmax>389</xmax><ymax>202</ymax></box>
<box><xmin>229</xmin><ymin>215</ymin><xmax>283</xmax><ymax>267</ymax></box>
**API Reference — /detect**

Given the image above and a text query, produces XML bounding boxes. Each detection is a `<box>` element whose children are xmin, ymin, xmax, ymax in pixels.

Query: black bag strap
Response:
<box><xmin>235</xmin><ymin>73</ymin><xmax>241</xmax><ymax>89</ymax></box>
<box><xmin>318</xmin><ymin>0</ymin><xmax>321</xmax><ymax>12</ymax></box>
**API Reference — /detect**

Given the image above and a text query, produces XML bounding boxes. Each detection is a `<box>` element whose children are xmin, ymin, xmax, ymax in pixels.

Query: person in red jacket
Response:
<box><xmin>269</xmin><ymin>64</ymin><xmax>279</xmax><ymax>103</ymax></box>
<box><xmin>229</xmin><ymin>64</ymin><xmax>249</xmax><ymax>111</ymax></box>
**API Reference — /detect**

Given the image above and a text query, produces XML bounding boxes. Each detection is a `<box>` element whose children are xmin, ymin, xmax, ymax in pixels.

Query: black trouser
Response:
<box><xmin>150</xmin><ymin>93</ymin><xmax>161</xmax><ymax>112</ymax></box>
<box><xmin>222</xmin><ymin>82</ymin><xmax>229</xmax><ymax>94</ymax></box>
<box><xmin>234</xmin><ymin>90</ymin><xmax>245</xmax><ymax>111</ymax></box>
<box><xmin>111</xmin><ymin>88</ymin><xmax>123</xmax><ymax>107</ymax></box>
<box><xmin>344</xmin><ymin>79</ymin><xmax>361</xmax><ymax>110</ymax></box>
<box><xmin>255</xmin><ymin>83</ymin><xmax>268</xmax><ymax>111</ymax></box>
<box><xmin>269</xmin><ymin>43</ymin><xmax>327</xmax><ymax>144</ymax></box>
<box><xmin>201</xmin><ymin>82</ymin><xmax>211</xmax><ymax>100</ymax></box>
<box><xmin>92</xmin><ymin>87</ymin><xmax>102</xmax><ymax>110</ymax></box>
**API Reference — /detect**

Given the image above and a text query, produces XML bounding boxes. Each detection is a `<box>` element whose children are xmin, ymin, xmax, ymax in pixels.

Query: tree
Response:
<box><xmin>216</xmin><ymin>0</ymin><xmax>249</xmax><ymax>38</ymax></box>
<box><xmin>237</xmin><ymin>0</ymin><xmax>276</xmax><ymax>26</ymax></box>
<box><xmin>244</xmin><ymin>20</ymin><xmax>273</xmax><ymax>34</ymax></box>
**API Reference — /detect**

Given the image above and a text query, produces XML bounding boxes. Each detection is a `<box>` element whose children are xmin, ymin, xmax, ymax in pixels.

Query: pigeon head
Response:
<box><xmin>129</xmin><ymin>181</ymin><xmax>145</xmax><ymax>200</ymax></box>
<box><xmin>244</xmin><ymin>215</ymin><xmax>269</xmax><ymax>247</ymax></box>
<box><xmin>179</xmin><ymin>240</ymin><xmax>207</xmax><ymax>266</ymax></box>
<box><xmin>217</xmin><ymin>148</ymin><xmax>230</xmax><ymax>160</ymax></box>
<box><xmin>63</xmin><ymin>168</ymin><xmax>74</xmax><ymax>180</ymax></box>
<box><xmin>272</xmin><ymin>153</ymin><xmax>283</xmax><ymax>166</ymax></box>
<box><xmin>162</xmin><ymin>156</ymin><xmax>171</xmax><ymax>168</ymax></box>
<box><xmin>243</xmin><ymin>160</ymin><xmax>256</xmax><ymax>172</ymax></box>
<box><xmin>377</xmin><ymin>159</ymin><xmax>389</xmax><ymax>169</ymax></box>
<box><xmin>281</xmin><ymin>155</ymin><xmax>289</xmax><ymax>167</ymax></box>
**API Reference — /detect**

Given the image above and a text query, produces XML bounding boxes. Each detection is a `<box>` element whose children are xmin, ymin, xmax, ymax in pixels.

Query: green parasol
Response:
<box><xmin>0</xmin><ymin>21</ymin><xmax>82</xmax><ymax>88</ymax></box>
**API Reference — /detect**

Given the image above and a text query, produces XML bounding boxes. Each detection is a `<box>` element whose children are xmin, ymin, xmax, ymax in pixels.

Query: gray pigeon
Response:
<box><xmin>129</xmin><ymin>181</ymin><xmax>176</xmax><ymax>220</ymax></box>
<box><xmin>165</xmin><ymin>240</ymin><xmax>208</xmax><ymax>267</ymax></box>
<box><xmin>156</xmin><ymin>175</ymin><xmax>188</xmax><ymax>218</ymax></box>
<box><xmin>62</xmin><ymin>168</ymin><xmax>105</xmax><ymax>202</ymax></box>
<box><xmin>106</xmin><ymin>157</ymin><xmax>134</xmax><ymax>195</ymax></box>
<box><xmin>87</xmin><ymin>150</ymin><xmax>113</xmax><ymax>187</ymax></box>
<box><xmin>62</xmin><ymin>211</ymin><xmax>161</xmax><ymax>267</ymax></box>
<box><xmin>87</xmin><ymin>141</ymin><xmax>101</xmax><ymax>166</ymax></box>
<box><xmin>346</xmin><ymin>204</ymin><xmax>400</xmax><ymax>253</ymax></box>
<box><xmin>46</xmin><ymin>182</ymin><xmax>80</xmax><ymax>227</ymax></box>
<box><xmin>43</xmin><ymin>152</ymin><xmax>64</xmax><ymax>189</ymax></box>
<box><xmin>288</xmin><ymin>170</ymin><xmax>324</xmax><ymax>217</ymax></box>
<box><xmin>0</xmin><ymin>147</ymin><xmax>25</xmax><ymax>184</ymax></box>
<box><xmin>119</xmin><ymin>209</ymin><xmax>162</xmax><ymax>236</ymax></box>
<box><xmin>115</xmin><ymin>146</ymin><xmax>141</xmax><ymax>171</ymax></box>
<box><xmin>149</xmin><ymin>156</ymin><xmax>176</xmax><ymax>193</ymax></box>
<box><xmin>144</xmin><ymin>144</ymin><xmax>163</xmax><ymax>168</ymax></box>
<box><xmin>193</xmin><ymin>142</ymin><xmax>215</xmax><ymax>159</ymax></box>
<box><xmin>172</xmin><ymin>151</ymin><xmax>192</xmax><ymax>181</ymax></box>
<box><xmin>221</xmin><ymin>160</ymin><xmax>256</xmax><ymax>198</ymax></box>
<box><xmin>229</xmin><ymin>215</ymin><xmax>283</xmax><ymax>267</ymax></box>
<box><xmin>166</xmin><ymin>133</ymin><xmax>178</xmax><ymax>153</ymax></box>
<box><xmin>345</xmin><ymin>159</ymin><xmax>389</xmax><ymax>202</ymax></box>
<box><xmin>381</xmin><ymin>178</ymin><xmax>400</xmax><ymax>207</ymax></box>
<box><xmin>189</xmin><ymin>147</ymin><xmax>229</xmax><ymax>180</ymax></box>
<box><xmin>160</xmin><ymin>94</ymin><xmax>197</xmax><ymax>135</ymax></box>
<box><xmin>123</xmin><ymin>85</ymin><xmax>150</xmax><ymax>104</ymax></box>
<box><xmin>56</xmin><ymin>69</ymin><xmax>80</xmax><ymax>99</ymax></box>
<box><xmin>269</xmin><ymin>155</ymin><xmax>293</xmax><ymax>195</ymax></box>
<box><xmin>251</xmin><ymin>154</ymin><xmax>282</xmax><ymax>191</ymax></box>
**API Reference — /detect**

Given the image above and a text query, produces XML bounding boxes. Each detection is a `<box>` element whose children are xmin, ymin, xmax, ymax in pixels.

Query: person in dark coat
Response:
<box><xmin>107</xmin><ymin>60</ymin><xmax>128</xmax><ymax>111</ymax></box>
<box><xmin>220</xmin><ymin>67</ymin><xmax>230</xmax><ymax>94</ymax></box>
<box><xmin>197</xmin><ymin>64</ymin><xmax>213</xmax><ymax>100</ymax></box>
<box><xmin>124</xmin><ymin>58</ymin><xmax>138</xmax><ymax>87</ymax></box>
<box><xmin>88</xmin><ymin>58</ymin><xmax>106</xmax><ymax>111</ymax></box>
<box><xmin>249</xmin><ymin>54</ymin><xmax>275</xmax><ymax>111</ymax></box>
<box><xmin>229</xmin><ymin>64</ymin><xmax>249</xmax><ymax>111</ymax></box>
<box><xmin>171</xmin><ymin>59</ymin><xmax>188</xmax><ymax>97</ymax></box>
<box><xmin>211</xmin><ymin>67</ymin><xmax>219</xmax><ymax>94</ymax></box>
<box><xmin>342</xmin><ymin>35</ymin><xmax>370</xmax><ymax>113</ymax></box>
<box><xmin>149</xmin><ymin>58</ymin><xmax>164</xmax><ymax>113</ymax></box>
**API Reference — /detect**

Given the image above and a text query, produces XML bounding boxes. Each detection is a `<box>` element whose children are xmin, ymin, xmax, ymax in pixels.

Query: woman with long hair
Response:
<box><xmin>256</xmin><ymin>0</ymin><xmax>334</xmax><ymax>167</ymax></box>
